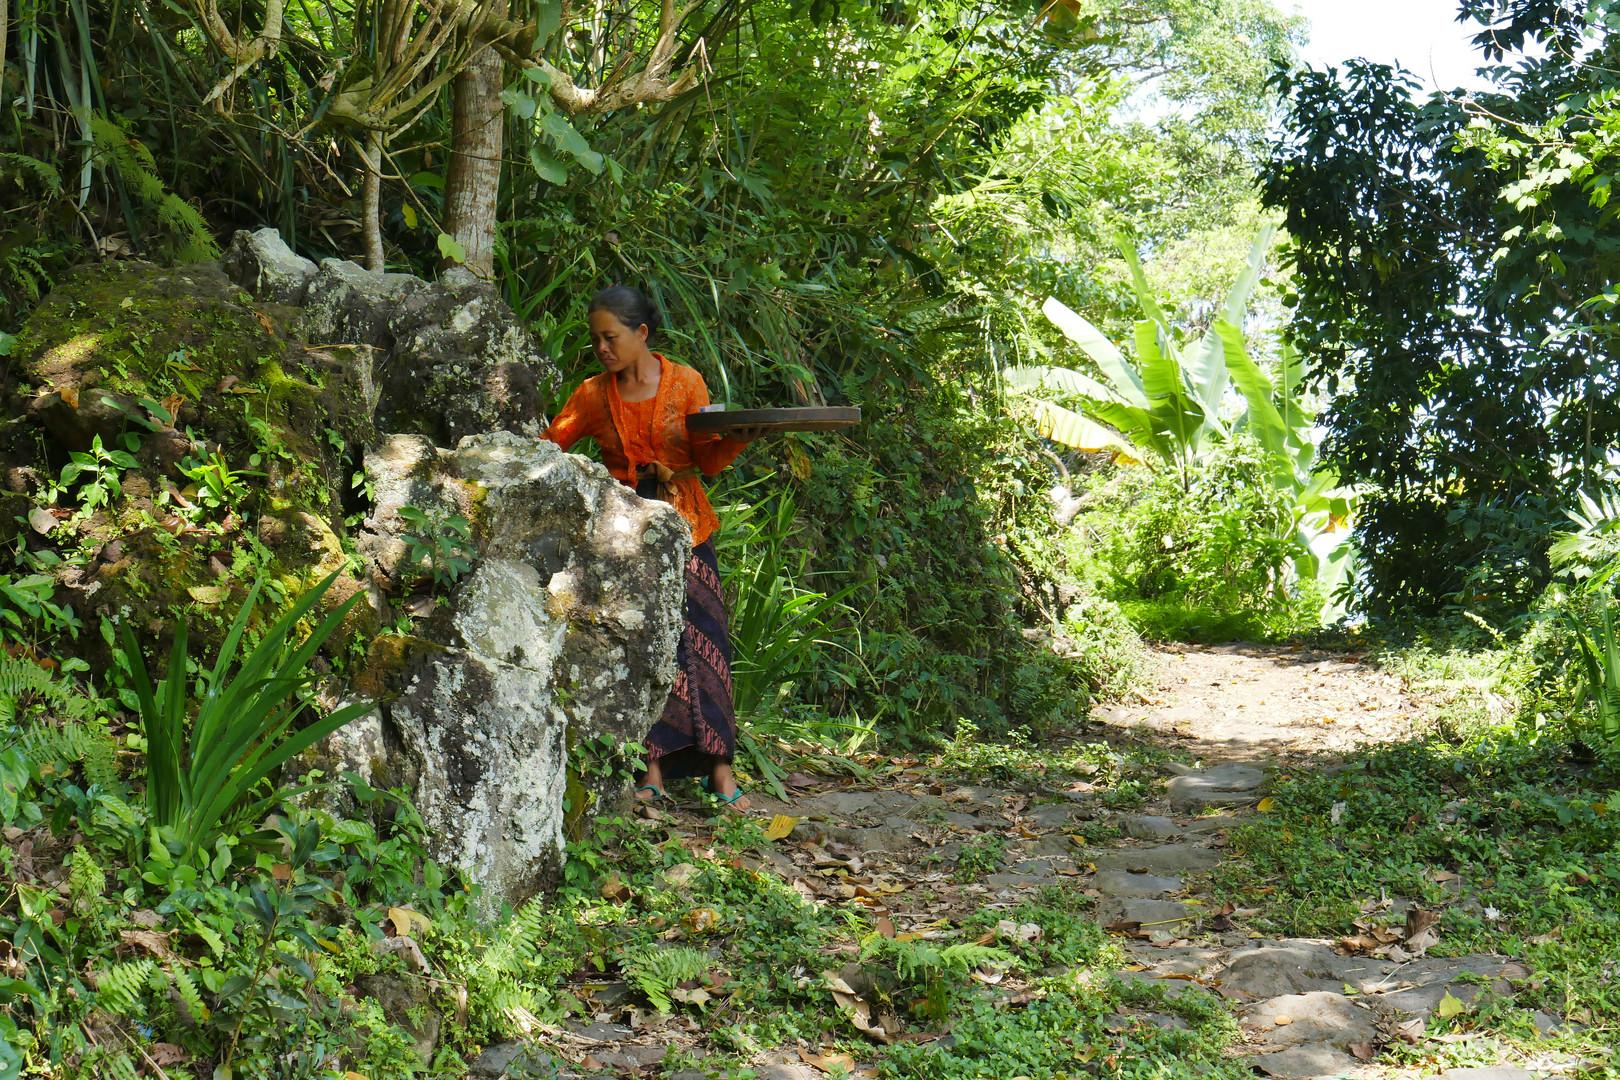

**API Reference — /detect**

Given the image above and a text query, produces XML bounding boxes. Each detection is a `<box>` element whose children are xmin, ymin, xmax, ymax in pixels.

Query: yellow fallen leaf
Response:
<box><xmin>764</xmin><ymin>814</ymin><xmax>799</xmax><ymax>841</ymax></box>
<box><xmin>1257</xmin><ymin>797</ymin><xmax>1278</xmax><ymax>812</ymax></box>
<box><xmin>1436</xmin><ymin>991</ymin><xmax>1466</xmax><ymax>1019</ymax></box>
<box><xmin>388</xmin><ymin>906</ymin><xmax>433</xmax><ymax>938</ymax></box>
<box><xmin>187</xmin><ymin>585</ymin><xmax>229</xmax><ymax>605</ymax></box>
<box><xmin>345</xmin><ymin>1073</ymin><xmax>371</xmax><ymax>1080</ymax></box>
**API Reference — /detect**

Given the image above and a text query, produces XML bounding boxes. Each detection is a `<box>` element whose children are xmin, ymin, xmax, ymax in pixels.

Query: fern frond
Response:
<box><xmin>620</xmin><ymin>944</ymin><xmax>710</xmax><ymax>1012</ymax></box>
<box><xmin>0</xmin><ymin>152</ymin><xmax>63</xmax><ymax>192</ymax></box>
<box><xmin>170</xmin><ymin>969</ymin><xmax>210</xmax><ymax>1024</ymax></box>
<box><xmin>96</xmin><ymin>959</ymin><xmax>157</xmax><ymax>1015</ymax></box>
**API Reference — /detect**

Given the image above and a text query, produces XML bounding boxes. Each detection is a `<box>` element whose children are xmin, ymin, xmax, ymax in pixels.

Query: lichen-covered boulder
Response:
<box><xmin>220</xmin><ymin>228</ymin><xmax>317</xmax><ymax>306</ymax></box>
<box><xmin>0</xmin><ymin>259</ymin><xmax>378</xmax><ymax>655</ymax></box>
<box><xmin>293</xmin><ymin>258</ymin><xmax>555</xmax><ymax>447</ymax></box>
<box><xmin>353</xmin><ymin>432</ymin><xmax>688</xmax><ymax>910</ymax></box>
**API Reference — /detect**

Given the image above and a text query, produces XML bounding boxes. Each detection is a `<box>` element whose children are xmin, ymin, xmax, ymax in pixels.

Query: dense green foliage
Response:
<box><xmin>1264</xmin><ymin>0</ymin><xmax>1620</xmax><ymax>617</ymax></box>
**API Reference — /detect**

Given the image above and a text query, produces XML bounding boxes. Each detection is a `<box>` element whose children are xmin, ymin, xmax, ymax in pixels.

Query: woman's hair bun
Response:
<box><xmin>588</xmin><ymin>284</ymin><xmax>662</xmax><ymax>342</ymax></box>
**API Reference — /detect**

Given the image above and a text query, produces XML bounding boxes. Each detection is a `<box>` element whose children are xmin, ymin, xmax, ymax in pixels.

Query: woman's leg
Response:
<box><xmin>635</xmin><ymin>757</ymin><xmax>665</xmax><ymax>799</ymax></box>
<box><xmin>708</xmin><ymin>758</ymin><xmax>750</xmax><ymax>811</ymax></box>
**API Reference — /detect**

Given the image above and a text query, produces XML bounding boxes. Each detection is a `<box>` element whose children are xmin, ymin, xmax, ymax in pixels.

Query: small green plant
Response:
<box><xmin>177</xmin><ymin>451</ymin><xmax>254</xmax><ymax>521</ymax></box>
<box><xmin>398</xmin><ymin>505</ymin><xmax>476</xmax><ymax>587</ymax></box>
<box><xmin>0</xmin><ymin>573</ymin><xmax>82</xmax><ymax>642</ymax></box>
<box><xmin>121</xmin><ymin>570</ymin><xmax>372</xmax><ymax>861</ymax></box>
<box><xmin>48</xmin><ymin>435</ymin><xmax>138</xmax><ymax>520</ymax></box>
<box><xmin>953</xmin><ymin>834</ymin><xmax>1007</xmax><ymax>882</ymax></box>
<box><xmin>620</xmin><ymin>943</ymin><xmax>712</xmax><ymax>1012</ymax></box>
<box><xmin>1569</xmin><ymin>591</ymin><xmax>1620</xmax><ymax>747</ymax></box>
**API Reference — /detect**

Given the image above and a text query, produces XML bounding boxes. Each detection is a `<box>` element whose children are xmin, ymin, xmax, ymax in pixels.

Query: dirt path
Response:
<box><xmin>477</xmin><ymin>646</ymin><xmax>1570</xmax><ymax>1080</ymax></box>
<box><xmin>1097</xmin><ymin>642</ymin><xmax>1422</xmax><ymax>761</ymax></box>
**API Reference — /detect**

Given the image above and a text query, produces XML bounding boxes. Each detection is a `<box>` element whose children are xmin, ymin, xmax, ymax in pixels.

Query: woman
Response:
<box><xmin>544</xmin><ymin>285</ymin><xmax>757</xmax><ymax>810</ymax></box>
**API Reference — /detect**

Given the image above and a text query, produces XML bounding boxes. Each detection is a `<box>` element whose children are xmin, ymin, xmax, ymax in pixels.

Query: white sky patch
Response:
<box><xmin>1291</xmin><ymin>0</ymin><xmax>1492</xmax><ymax>91</ymax></box>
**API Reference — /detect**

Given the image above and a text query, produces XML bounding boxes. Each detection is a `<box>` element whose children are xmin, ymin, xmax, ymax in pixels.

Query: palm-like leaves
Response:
<box><xmin>124</xmin><ymin>571</ymin><xmax>372</xmax><ymax>862</ymax></box>
<box><xmin>1008</xmin><ymin>225</ymin><xmax>1358</xmax><ymax>594</ymax></box>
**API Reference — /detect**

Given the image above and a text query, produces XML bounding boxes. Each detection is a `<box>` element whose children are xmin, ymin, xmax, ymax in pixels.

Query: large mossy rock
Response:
<box><xmin>2</xmin><ymin>258</ymin><xmax>377</xmax><ymax>650</ymax></box>
<box><xmin>4</xmin><ymin>239</ymin><xmax>684</xmax><ymax>913</ymax></box>
<box><xmin>348</xmin><ymin>432</ymin><xmax>687</xmax><ymax>910</ymax></box>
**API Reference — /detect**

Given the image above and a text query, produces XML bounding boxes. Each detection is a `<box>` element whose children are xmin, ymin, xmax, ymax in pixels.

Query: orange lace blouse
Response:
<box><xmin>543</xmin><ymin>356</ymin><xmax>746</xmax><ymax>547</ymax></box>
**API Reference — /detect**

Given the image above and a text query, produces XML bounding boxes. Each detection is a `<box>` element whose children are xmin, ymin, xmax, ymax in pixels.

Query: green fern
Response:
<box><xmin>0</xmin><ymin>152</ymin><xmax>63</xmax><ymax>192</ymax></box>
<box><xmin>620</xmin><ymin>944</ymin><xmax>710</xmax><ymax>1012</ymax></box>
<box><xmin>96</xmin><ymin>959</ymin><xmax>157</xmax><ymax>1015</ymax></box>
<box><xmin>473</xmin><ymin>896</ymin><xmax>547</xmax><ymax>976</ymax></box>
<box><xmin>68</xmin><ymin>844</ymin><xmax>107</xmax><ymax>916</ymax></box>
<box><xmin>88</xmin><ymin>114</ymin><xmax>218</xmax><ymax>262</ymax></box>
<box><xmin>170</xmin><ymin>969</ymin><xmax>209</xmax><ymax>1025</ymax></box>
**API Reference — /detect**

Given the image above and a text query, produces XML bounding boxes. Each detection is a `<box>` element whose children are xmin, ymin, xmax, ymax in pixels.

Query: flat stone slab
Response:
<box><xmin>1118</xmin><ymin>815</ymin><xmax>1180</xmax><ymax>839</ymax></box>
<box><xmin>1218</xmin><ymin>941</ymin><xmax>1362</xmax><ymax>998</ymax></box>
<box><xmin>1095</xmin><ymin>870</ymin><xmax>1181</xmax><ymax>898</ymax></box>
<box><xmin>1251</xmin><ymin>1043</ymin><xmax>1358</xmax><ymax>1079</ymax></box>
<box><xmin>1025</xmin><ymin>804</ymin><xmax>1080</xmax><ymax>828</ymax></box>
<box><xmin>1093</xmin><ymin>845</ymin><xmax>1222</xmax><ymax>874</ymax></box>
<box><xmin>1370</xmin><ymin>957</ymin><xmax>1528</xmax><ymax>1017</ymax></box>
<box><xmin>937</xmin><ymin>811</ymin><xmax>984</xmax><ymax>828</ymax></box>
<box><xmin>1098</xmin><ymin>898</ymin><xmax>1197</xmax><ymax>928</ymax></box>
<box><xmin>1246</xmin><ymin>991</ymin><xmax>1379</xmax><ymax>1047</ymax></box>
<box><xmin>1167</xmin><ymin>762</ymin><xmax>1265</xmax><ymax>810</ymax></box>
<box><xmin>1125</xmin><ymin>943</ymin><xmax>1228</xmax><ymax>976</ymax></box>
<box><xmin>987</xmin><ymin>872</ymin><xmax>1051</xmax><ymax>888</ymax></box>
<box><xmin>1030</xmin><ymin>834</ymin><xmax>1079</xmax><ymax>857</ymax></box>
<box><xmin>1183</xmin><ymin>815</ymin><xmax>1241</xmax><ymax>833</ymax></box>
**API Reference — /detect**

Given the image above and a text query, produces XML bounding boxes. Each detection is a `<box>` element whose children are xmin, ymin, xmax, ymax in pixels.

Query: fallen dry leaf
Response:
<box><xmin>580</xmin><ymin>1055</ymin><xmax>604</xmax><ymax>1070</ymax></box>
<box><xmin>1348</xmin><ymin>1041</ymin><xmax>1376</xmax><ymax>1060</ymax></box>
<box><xmin>27</xmin><ymin>508</ymin><xmax>56</xmax><ymax>535</ymax></box>
<box><xmin>119</xmin><ymin>929</ymin><xmax>176</xmax><ymax>960</ymax></box>
<box><xmin>600</xmin><ymin>872</ymin><xmax>633</xmax><ymax>904</ymax></box>
<box><xmin>683</xmin><ymin>907</ymin><xmax>719</xmax><ymax>933</ymax></box>
<box><xmin>1256</xmin><ymin>797</ymin><xmax>1278</xmax><ymax>812</ymax></box>
<box><xmin>1436</xmin><ymin>991</ymin><xmax>1467</xmax><ymax>1019</ymax></box>
<box><xmin>387</xmin><ymin>906</ymin><xmax>433</xmax><ymax>938</ymax></box>
<box><xmin>764</xmin><ymin>815</ymin><xmax>800</xmax><ymax>841</ymax></box>
<box><xmin>799</xmin><ymin>1049</ymin><xmax>857</xmax><ymax>1074</ymax></box>
<box><xmin>875</xmin><ymin>917</ymin><xmax>895</xmax><ymax>939</ymax></box>
<box><xmin>145</xmin><ymin>1043</ymin><xmax>190</xmax><ymax>1066</ymax></box>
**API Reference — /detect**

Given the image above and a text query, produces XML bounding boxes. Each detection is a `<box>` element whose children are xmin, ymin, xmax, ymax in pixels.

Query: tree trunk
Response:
<box><xmin>442</xmin><ymin>30</ymin><xmax>506</xmax><ymax>278</ymax></box>
<box><xmin>362</xmin><ymin>130</ymin><xmax>385</xmax><ymax>271</ymax></box>
<box><xmin>0</xmin><ymin>0</ymin><xmax>10</xmax><ymax>105</ymax></box>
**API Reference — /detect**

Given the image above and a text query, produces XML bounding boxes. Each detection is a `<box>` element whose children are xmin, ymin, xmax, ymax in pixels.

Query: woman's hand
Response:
<box><xmin>727</xmin><ymin>425</ymin><xmax>771</xmax><ymax>443</ymax></box>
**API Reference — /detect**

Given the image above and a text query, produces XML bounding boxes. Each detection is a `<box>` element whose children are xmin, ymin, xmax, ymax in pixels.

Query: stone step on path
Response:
<box><xmin>1094</xmin><ymin>759</ymin><xmax>1569</xmax><ymax>1080</ymax></box>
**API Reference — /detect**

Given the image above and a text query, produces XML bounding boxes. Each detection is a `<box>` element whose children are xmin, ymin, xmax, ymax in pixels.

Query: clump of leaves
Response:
<box><xmin>620</xmin><ymin>943</ymin><xmax>712</xmax><ymax>1012</ymax></box>
<box><xmin>121</xmin><ymin>570</ymin><xmax>371</xmax><ymax>861</ymax></box>
<box><xmin>953</xmin><ymin>834</ymin><xmax>1006</xmax><ymax>882</ymax></box>
<box><xmin>399</xmin><ymin>505</ymin><xmax>476</xmax><ymax>587</ymax></box>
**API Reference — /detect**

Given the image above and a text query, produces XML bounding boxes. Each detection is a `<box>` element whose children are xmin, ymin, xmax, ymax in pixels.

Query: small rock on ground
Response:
<box><xmin>1094</xmin><ymin>869</ymin><xmax>1182</xmax><ymax>897</ymax></box>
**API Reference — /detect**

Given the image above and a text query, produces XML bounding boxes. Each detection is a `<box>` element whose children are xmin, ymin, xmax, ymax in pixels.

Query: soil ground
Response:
<box><xmin>481</xmin><ymin>645</ymin><xmax>1590</xmax><ymax>1080</ymax></box>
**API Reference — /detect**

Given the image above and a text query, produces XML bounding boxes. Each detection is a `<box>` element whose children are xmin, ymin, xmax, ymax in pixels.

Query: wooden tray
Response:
<box><xmin>686</xmin><ymin>406</ymin><xmax>861</xmax><ymax>435</ymax></box>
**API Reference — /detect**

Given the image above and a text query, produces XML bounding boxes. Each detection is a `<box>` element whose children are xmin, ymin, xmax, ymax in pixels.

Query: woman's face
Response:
<box><xmin>589</xmin><ymin>309</ymin><xmax>649</xmax><ymax>374</ymax></box>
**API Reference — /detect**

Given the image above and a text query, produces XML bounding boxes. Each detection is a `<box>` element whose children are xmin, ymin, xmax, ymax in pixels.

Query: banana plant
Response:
<box><xmin>1008</xmin><ymin>225</ymin><xmax>1356</xmax><ymax>584</ymax></box>
<box><xmin>1008</xmin><ymin>226</ymin><xmax>1279</xmax><ymax>490</ymax></box>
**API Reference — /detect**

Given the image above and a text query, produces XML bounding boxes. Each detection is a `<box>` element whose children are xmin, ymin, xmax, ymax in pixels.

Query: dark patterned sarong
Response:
<box><xmin>644</xmin><ymin>539</ymin><xmax>736</xmax><ymax>779</ymax></box>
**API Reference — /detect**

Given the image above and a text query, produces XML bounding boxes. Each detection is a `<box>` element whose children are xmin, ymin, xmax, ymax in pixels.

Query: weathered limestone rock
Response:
<box><xmin>297</xmin><ymin>259</ymin><xmax>555</xmax><ymax>446</ymax></box>
<box><xmin>220</xmin><ymin>227</ymin><xmax>317</xmax><ymax>305</ymax></box>
<box><xmin>357</xmin><ymin>432</ymin><xmax>688</xmax><ymax>911</ymax></box>
<box><xmin>1166</xmin><ymin>762</ymin><xmax>1265</xmax><ymax>810</ymax></box>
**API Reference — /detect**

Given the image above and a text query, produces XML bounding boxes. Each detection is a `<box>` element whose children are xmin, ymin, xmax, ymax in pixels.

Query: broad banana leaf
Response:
<box><xmin>1041</xmin><ymin>296</ymin><xmax>1150</xmax><ymax>409</ymax></box>
<box><xmin>1216</xmin><ymin>319</ymin><xmax>1295</xmax><ymax>489</ymax></box>
<box><xmin>1132</xmin><ymin>320</ymin><xmax>1207</xmax><ymax>459</ymax></box>
<box><xmin>1219</xmin><ymin>224</ymin><xmax>1278</xmax><ymax>327</ymax></box>
<box><xmin>1004</xmin><ymin>365</ymin><xmax>1115</xmax><ymax>402</ymax></box>
<box><xmin>1029</xmin><ymin>400</ymin><xmax>1141</xmax><ymax>461</ymax></box>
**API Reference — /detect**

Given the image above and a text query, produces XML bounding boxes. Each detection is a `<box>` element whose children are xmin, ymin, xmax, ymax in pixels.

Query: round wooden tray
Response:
<box><xmin>686</xmin><ymin>406</ymin><xmax>861</xmax><ymax>434</ymax></box>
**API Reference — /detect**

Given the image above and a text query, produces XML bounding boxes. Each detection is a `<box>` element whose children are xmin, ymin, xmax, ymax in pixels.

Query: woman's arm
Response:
<box><xmin>685</xmin><ymin>376</ymin><xmax>750</xmax><ymax>476</ymax></box>
<box><xmin>542</xmin><ymin>381</ymin><xmax>601</xmax><ymax>453</ymax></box>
